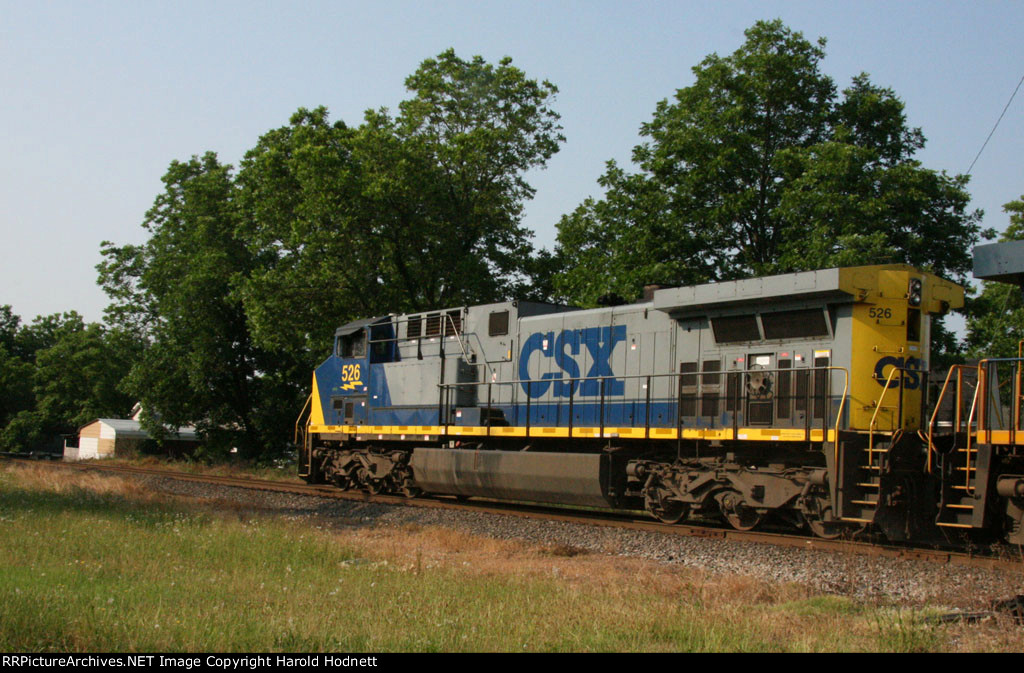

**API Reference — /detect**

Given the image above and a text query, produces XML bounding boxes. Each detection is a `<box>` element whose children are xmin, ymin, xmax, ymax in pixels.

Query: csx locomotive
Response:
<box><xmin>297</xmin><ymin>264</ymin><xmax>1024</xmax><ymax>544</ymax></box>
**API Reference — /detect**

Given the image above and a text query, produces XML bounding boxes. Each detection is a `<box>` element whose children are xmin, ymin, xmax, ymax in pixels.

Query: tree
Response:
<box><xmin>0</xmin><ymin>314</ymin><xmax>141</xmax><ymax>452</ymax></box>
<box><xmin>30</xmin><ymin>324</ymin><xmax>141</xmax><ymax>431</ymax></box>
<box><xmin>99</xmin><ymin>153</ymin><xmax>302</xmax><ymax>459</ymax></box>
<box><xmin>4</xmin><ymin>311</ymin><xmax>89</xmax><ymax>449</ymax></box>
<box><xmin>0</xmin><ymin>306</ymin><xmax>19</xmax><ymax>353</ymax></box>
<box><xmin>965</xmin><ymin>197</ymin><xmax>1024</xmax><ymax>359</ymax></box>
<box><xmin>235</xmin><ymin>107</ymin><xmax>381</xmax><ymax>360</ymax></box>
<box><xmin>100</xmin><ymin>50</ymin><xmax>563</xmax><ymax>458</ymax></box>
<box><xmin>0</xmin><ymin>344</ymin><xmax>33</xmax><ymax>433</ymax></box>
<box><xmin>554</xmin><ymin>162</ymin><xmax>711</xmax><ymax>306</ymax></box>
<box><xmin>237</xmin><ymin>50</ymin><xmax>564</xmax><ymax>361</ymax></box>
<box><xmin>554</xmin><ymin>20</ymin><xmax>986</xmax><ymax>307</ymax></box>
<box><xmin>12</xmin><ymin>311</ymin><xmax>87</xmax><ymax>362</ymax></box>
<box><xmin>393</xmin><ymin>49</ymin><xmax>563</xmax><ymax>306</ymax></box>
<box><xmin>0</xmin><ymin>307</ymin><xmax>32</xmax><ymax>435</ymax></box>
<box><xmin>773</xmin><ymin>77</ymin><xmax>983</xmax><ymax>280</ymax></box>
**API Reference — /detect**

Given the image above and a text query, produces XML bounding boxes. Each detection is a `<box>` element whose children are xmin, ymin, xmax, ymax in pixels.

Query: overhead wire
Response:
<box><xmin>966</xmin><ymin>71</ymin><xmax>1024</xmax><ymax>175</ymax></box>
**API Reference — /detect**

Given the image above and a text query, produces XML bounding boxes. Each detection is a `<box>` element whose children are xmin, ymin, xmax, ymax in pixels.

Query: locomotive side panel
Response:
<box><xmin>511</xmin><ymin>305</ymin><xmax>679</xmax><ymax>435</ymax></box>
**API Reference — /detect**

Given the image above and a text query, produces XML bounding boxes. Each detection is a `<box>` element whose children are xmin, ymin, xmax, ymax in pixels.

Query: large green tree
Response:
<box><xmin>554</xmin><ymin>20</ymin><xmax>986</xmax><ymax>307</ymax></box>
<box><xmin>98</xmin><ymin>50</ymin><xmax>562</xmax><ymax>458</ymax></box>
<box><xmin>237</xmin><ymin>50</ymin><xmax>563</xmax><ymax>361</ymax></box>
<box><xmin>234</xmin><ymin>107</ymin><xmax>378</xmax><ymax>359</ymax></box>
<box><xmin>965</xmin><ymin>196</ymin><xmax>1024</xmax><ymax>359</ymax></box>
<box><xmin>99</xmin><ymin>153</ymin><xmax>303</xmax><ymax>459</ymax></box>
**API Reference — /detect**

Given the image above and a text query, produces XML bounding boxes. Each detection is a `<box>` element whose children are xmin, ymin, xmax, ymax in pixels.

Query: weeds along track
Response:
<box><xmin>8</xmin><ymin>457</ymin><xmax>1023</xmax><ymax>573</ymax></box>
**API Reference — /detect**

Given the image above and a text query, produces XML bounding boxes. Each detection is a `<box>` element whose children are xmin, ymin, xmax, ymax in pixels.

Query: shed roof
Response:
<box><xmin>88</xmin><ymin>419</ymin><xmax>199</xmax><ymax>442</ymax></box>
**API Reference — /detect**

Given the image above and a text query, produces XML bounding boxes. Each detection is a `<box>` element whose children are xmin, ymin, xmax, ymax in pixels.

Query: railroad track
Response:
<box><xmin>6</xmin><ymin>457</ymin><xmax>1023</xmax><ymax>573</ymax></box>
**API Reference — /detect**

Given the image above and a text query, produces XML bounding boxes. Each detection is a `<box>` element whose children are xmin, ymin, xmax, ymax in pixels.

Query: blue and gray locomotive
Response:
<box><xmin>297</xmin><ymin>264</ymin><xmax>1024</xmax><ymax>543</ymax></box>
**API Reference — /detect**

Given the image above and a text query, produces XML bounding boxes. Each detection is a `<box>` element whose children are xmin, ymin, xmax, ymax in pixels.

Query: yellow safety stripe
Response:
<box><xmin>309</xmin><ymin>375</ymin><xmax>325</xmax><ymax>426</ymax></box>
<box><xmin>308</xmin><ymin>424</ymin><xmax>834</xmax><ymax>442</ymax></box>
<box><xmin>975</xmin><ymin>431</ymin><xmax>1024</xmax><ymax>446</ymax></box>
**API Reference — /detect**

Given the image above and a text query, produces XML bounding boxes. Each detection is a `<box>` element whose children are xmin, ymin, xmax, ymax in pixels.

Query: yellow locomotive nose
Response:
<box><xmin>842</xmin><ymin>266</ymin><xmax>963</xmax><ymax>433</ymax></box>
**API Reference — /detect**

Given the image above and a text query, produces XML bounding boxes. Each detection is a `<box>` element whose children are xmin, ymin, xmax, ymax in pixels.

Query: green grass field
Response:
<box><xmin>0</xmin><ymin>463</ymin><xmax>1018</xmax><ymax>652</ymax></box>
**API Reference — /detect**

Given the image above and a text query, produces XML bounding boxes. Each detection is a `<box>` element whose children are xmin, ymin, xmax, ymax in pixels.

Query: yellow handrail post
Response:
<box><xmin>294</xmin><ymin>393</ymin><xmax>312</xmax><ymax>477</ymax></box>
<box><xmin>1017</xmin><ymin>340</ymin><xmax>1023</xmax><ymax>439</ymax></box>
<box><xmin>294</xmin><ymin>393</ymin><xmax>312</xmax><ymax>446</ymax></box>
<box><xmin>828</xmin><ymin>366</ymin><xmax>850</xmax><ymax>501</ymax></box>
<box><xmin>963</xmin><ymin>367</ymin><xmax>983</xmax><ymax>495</ymax></box>
<box><xmin>868</xmin><ymin>367</ymin><xmax>902</xmax><ymax>468</ymax></box>
<box><xmin>927</xmin><ymin>365</ymin><xmax>967</xmax><ymax>474</ymax></box>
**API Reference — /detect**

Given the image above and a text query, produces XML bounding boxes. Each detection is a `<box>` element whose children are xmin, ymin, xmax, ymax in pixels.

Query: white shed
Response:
<box><xmin>64</xmin><ymin>419</ymin><xmax>199</xmax><ymax>461</ymax></box>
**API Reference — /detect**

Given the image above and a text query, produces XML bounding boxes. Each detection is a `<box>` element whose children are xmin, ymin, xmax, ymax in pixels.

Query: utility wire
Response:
<box><xmin>966</xmin><ymin>71</ymin><xmax>1024</xmax><ymax>175</ymax></box>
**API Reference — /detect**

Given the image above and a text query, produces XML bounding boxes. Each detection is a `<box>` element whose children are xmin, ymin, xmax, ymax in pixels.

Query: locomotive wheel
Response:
<box><xmin>716</xmin><ymin>491</ymin><xmax>762</xmax><ymax>531</ymax></box>
<box><xmin>331</xmin><ymin>475</ymin><xmax>354</xmax><ymax>491</ymax></box>
<box><xmin>399</xmin><ymin>481</ymin><xmax>421</xmax><ymax>499</ymax></box>
<box><xmin>651</xmin><ymin>500</ymin><xmax>689</xmax><ymax>525</ymax></box>
<box><xmin>392</xmin><ymin>465</ymin><xmax>420</xmax><ymax>498</ymax></box>
<box><xmin>803</xmin><ymin>502</ymin><xmax>843</xmax><ymax>539</ymax></box>
<box><xmin>645</xmin><ymin>491</ymin><xmax>689</xmax><ymax>524</ymax></box>
<box><xmin>354</xmin><ymin>466</ymin><xmax>379</xmax><ymax>494</ymax></box>
<box><xmin>804</xmin><ymin>512</ymin><xmax>843</xmax><ymax>539</ymax></box>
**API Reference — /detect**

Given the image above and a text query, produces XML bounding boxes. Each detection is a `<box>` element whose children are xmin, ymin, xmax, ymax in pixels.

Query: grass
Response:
<box><xmin>0</xmin><ymin>463</ymin><xmax>1020</xmax><ymax>652</ymax></box>
<box><xmin>92</xmin><ymin>454</ymin><xmax>303</xmax><ymax>483</ymax></box>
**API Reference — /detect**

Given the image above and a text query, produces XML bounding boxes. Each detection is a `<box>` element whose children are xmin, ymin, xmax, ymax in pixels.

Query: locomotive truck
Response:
<box><xmin>296</xmin><ymin>264</ymin><xmax>1024</xmax><ymax>544</ymax></box>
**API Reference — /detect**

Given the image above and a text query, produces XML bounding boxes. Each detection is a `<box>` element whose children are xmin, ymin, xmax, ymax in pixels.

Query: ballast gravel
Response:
<box><xmin>142</xmin><ymin>475</ymin><xmax>1022</xmax><ymax>610</ymax></box>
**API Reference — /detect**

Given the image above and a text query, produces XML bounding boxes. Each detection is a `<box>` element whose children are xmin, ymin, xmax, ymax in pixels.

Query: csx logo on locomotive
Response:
<box><xmin>873</xmin><ymin>356</ymin><xmax>924</xmax><ymax>390</ymax></box>
<box><xmin>519</xmin><ymin>325</ymin><xmax>626</xmax><ymax>398</ymax></box>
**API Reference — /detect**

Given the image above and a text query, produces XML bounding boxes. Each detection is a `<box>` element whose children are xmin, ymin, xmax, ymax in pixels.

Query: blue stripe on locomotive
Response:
<box><xmin>316</xmin><ymin>353</ymin><xmax>693</xmax><ymax>429</ymax></box>
<box><xmin>315</xmin><ymin>356</ymin><xmax>846</xmax><ymax>431</ymax></box>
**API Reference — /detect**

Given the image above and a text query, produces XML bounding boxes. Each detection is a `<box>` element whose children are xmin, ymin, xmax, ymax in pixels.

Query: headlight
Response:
<box><xmin>908</xmin><ymin>278</ymin><xmax>922</xmax><ymax>307</ymax></box>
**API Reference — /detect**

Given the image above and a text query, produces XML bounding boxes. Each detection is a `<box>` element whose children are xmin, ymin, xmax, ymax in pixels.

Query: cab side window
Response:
<box><xmin>339</xmin><ymin>331</ymin><xmax>366</xmax><ymax>359</ymax></box>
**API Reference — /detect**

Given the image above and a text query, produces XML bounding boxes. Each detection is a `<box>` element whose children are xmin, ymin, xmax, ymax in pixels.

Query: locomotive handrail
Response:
<box><xmin>460</xmin><ymin>329</ymin><xmax>498</xmax><ymax>382</ymax></box>
<box><xmin>829</xmin><ymin>366</ymin><xmax>850</xmax><ymax>477</ymax></box>
<box><xmin>438</xmin><ymin>364</ymin><xmax>850</xmax><ymax>443</ymax></box>
<box><xmin>868</xmin><ymin>366</ymin><xmax>908</xmax><ymax>468</ymax></box>
<box><xmin>962</xmin><ymin>367</ymin><xmax>983</xmax><ymax>495</ymax></box>
<box><xmin>927</xmin><ymin>365</ymin><xmax>972</xmax><ymax>474</ymax></box>
<box><xmin>1018</xmin><ymin>341</ymin><xmax>1023</xmax><ymax>443</ymax></box>
<box><xmin>363</xmin><ymin>313</ymin><xmax>498</xmax><ymax>383</ymax></box>
<box><xmin>294</xmin><ymin>393</ymin><xmax>312</xmax><ymax>445</ymax></box>
<box><xmin>974</xmin><ymin>355</ymin><xmax>1024</xmax><ymax>444</ymax></box>
<box><xmin>438</xmin><ymin>366</ymin><xmax>839</xmax><ymax>392</ymax></box>
<box><xmin>294</xmin><ymin>393</ymin><xmax>312</xmax><ymax>479</ymax></box>
<box><xmin>442</xmin><ymin>312</ymin><xmax>473</xmax><ymax>369</ymax></box>
<box><xmin>1015</xmin><ymin>341</ymin><xmax>1024</xmax><ymax>443</ymax></box>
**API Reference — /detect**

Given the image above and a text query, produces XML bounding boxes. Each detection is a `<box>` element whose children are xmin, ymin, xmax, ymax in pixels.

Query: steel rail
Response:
<box><xmin>6</xmin><ymin>457</ymin><xmax>1021</xmax><ymax>574</ymax></box>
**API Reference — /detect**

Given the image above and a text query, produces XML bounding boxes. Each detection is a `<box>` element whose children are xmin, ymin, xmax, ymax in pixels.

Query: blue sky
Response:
<box><xmin>2</xmin><ymin>1</ymin><xmax>1022</xmax><ymax>324</ymax></box>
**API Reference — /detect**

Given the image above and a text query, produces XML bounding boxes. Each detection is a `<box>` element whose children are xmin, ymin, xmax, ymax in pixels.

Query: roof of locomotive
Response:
<box><xmin>331</xmin><ymin>265</ymin><xmax>963</xmax><ymax>334</ymax></box>
<box><xmin>651</xmin><ymin>264</ymin><xmax>958</xmax><ymax>315</ymax></box>
<box><xmin>334</xmin><ymin>315</ymin><xmax>390</xmax><ymax>338</ymax></box>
